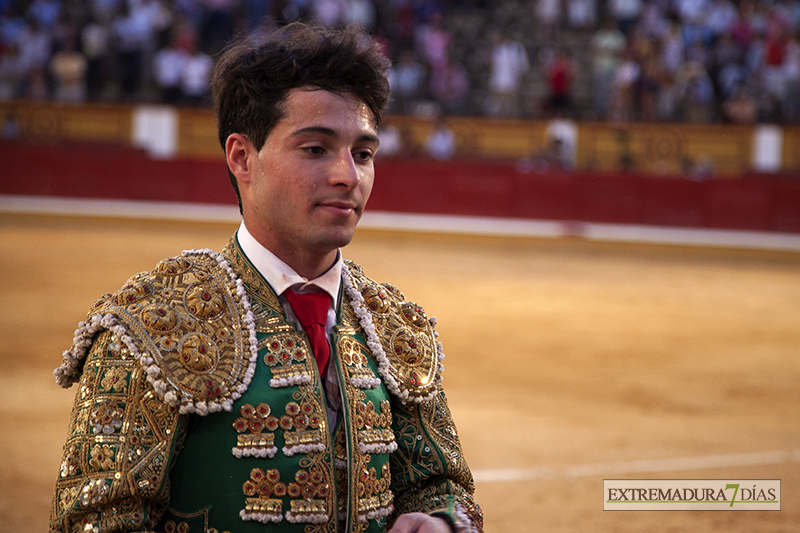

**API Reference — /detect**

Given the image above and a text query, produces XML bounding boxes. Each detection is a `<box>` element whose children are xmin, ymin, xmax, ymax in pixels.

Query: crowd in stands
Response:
<box><xmin>2</xmin><ymin>0</ymin><xmax>800</xmax><ymax>125</ymax></box>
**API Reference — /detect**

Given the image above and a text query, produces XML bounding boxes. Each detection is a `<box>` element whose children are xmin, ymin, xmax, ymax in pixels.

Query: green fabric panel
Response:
<box><xmin>164</xmin><ymin>341</ymin><xmax>327</xmax><ymax>532</ymax></box>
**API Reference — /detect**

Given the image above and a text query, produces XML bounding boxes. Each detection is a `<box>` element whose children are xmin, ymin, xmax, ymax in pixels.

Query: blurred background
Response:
<box><xmin>1</xmin><ymin>1</ymin><xmax>800</xmax><ymax>532</ymax></box>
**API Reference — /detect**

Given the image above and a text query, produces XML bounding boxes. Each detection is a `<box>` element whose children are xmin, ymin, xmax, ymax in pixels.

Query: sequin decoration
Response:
<box><xmin>99</xmin><ymin>366</ymin><xmax>129</xmax><ymax>393</ymax></box>
<box><xmin>79</xmin><ymin>478</ymin><xmax>109</xmax><ymax>507</ymax></box>
<box><xmin>285</xmin><ymin>468</ymin><xmax>330</xmax><ymax>524</ymax></box>
<box><xmin>90</xmin><ymin>402</ymin><xmax>123</xmax><ymax>435</ymax></box>
<box><xmin>262</xmin><ymin>333</ymin><xmax>313</xmax><ymax>388</ymax></box>
<box><xmin>115</xmin><ymin>279</ymin><xmax>155</xmax><ymax>306</ymax></box>
<box><xmin>163</xmin><ymin>520</ymin><xmax>189</xmax><ymax>533</ymax></box>
<box><xmin>232</xmin><ymin>402</ymin><xmax>278</xmax><ymax>458</ymax></box>
<box><xmin>356</xmin><ymin>463</ymin><xmax>394</xmax><ymax>523</ymax></box>
<box><xmin>400</xmin><ymin>302</ymin><xmax>427</xmax><ymax>328</ymax></box>
<box><xmin>390</xmin><ymin>328</ymin><xmax>424</xmax><ymax>365</ymax></box>
<box><xmin>355</xmin><ymin>400</ymin><xmax>396</xmax><ymax>454</ymax></box>
<box><xmin>280</xmin><ymin>400</ymin><xmax>325</xmax><ymax>457</ymax></box>
<box><xmin>342</xmin><ymin>262</ymin><xmax>443</xmax><ymax>403</ymax></box>
<box><xmin>338</xmin><ymin>336</ymin><xmax>381</xmax><ymax>390</ymax></box>
<box><xmin>184</xmin><ymin>283</ymin><xmax>226</xmax><ymax>320</ymax></box>
<box><xmin>88</xmin><ymin>444</ymin><xmax>115</xmax><ymax>471</ymax></box>
<box><xmin>360</xmin><ymin>284</ymin><xmax>391</xmax><ymax>315</ymax></box>
<box><xmin>178</xmin><ymin>332</ymin><xmax>219</xmax><ymax>373</ymax></box>
<box><xmin>53</xmin><ymin>248</ymin><xmax>260</xmax><ymax>416</ymax></box>
<box><xmin>140</xmin><ymin>302</ymin><xmax>181</xmax><ymax>334</ymax></box>
<box><xmin>240</xmin><ymin>468</ymin><xmax>284</xmax><ymax>523</ymax></box>
<box><xmin>155</xmin><ymin>256</ymin><xmax>194</xmax><ymax>276</ymax></box>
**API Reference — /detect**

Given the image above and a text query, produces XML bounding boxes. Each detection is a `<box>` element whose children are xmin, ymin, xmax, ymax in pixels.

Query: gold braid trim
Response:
<box><xmin>343</xmin><ymin>260</ymin><xmax>444</xmax><ymax>403</ymax></box>
<box><xmin>51</xmin><ymin>330</ymin><xmax>185</xmax><ymax>533</ymax></box>
<box><xmin>54</xmin><ymin>249</ymin><xmax>259</xmax><ymax>416</ymax></box>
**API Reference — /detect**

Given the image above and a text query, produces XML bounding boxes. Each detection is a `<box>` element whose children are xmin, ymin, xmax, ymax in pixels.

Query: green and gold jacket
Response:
<box><xmin>51</xmin><ymin>238</ymin><xmax>482</xmax><ymax>533</ymax></box>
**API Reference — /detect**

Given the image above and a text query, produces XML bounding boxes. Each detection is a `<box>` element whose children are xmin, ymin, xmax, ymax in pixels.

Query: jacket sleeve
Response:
<box><xmin>50</xmin><ymin>330</ymin><xmax>186</xmax><ymax>533</ymax></box>
<box><xmin>389</xmin><ymin>391</ymin><xmax>483</xmax><ymax>533</ymax></box>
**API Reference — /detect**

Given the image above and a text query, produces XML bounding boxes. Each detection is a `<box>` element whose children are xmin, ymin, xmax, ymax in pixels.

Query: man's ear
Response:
<box><xmin>225</xmin><ymin>133</ymin><xmax>256</xmax><ymax>184</ymax></box>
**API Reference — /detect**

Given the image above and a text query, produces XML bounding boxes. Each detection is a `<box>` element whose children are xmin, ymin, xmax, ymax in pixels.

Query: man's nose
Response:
<box><xmin>330</xmin><ymin>151</ymin><xmax>360</xmax><ymax>187</ymax></box>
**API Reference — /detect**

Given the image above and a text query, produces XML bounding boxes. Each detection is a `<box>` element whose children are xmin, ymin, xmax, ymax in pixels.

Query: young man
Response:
<box><xmin>50</xmin><ymin>23</ymin><xmax>482</xmax><ymax>533</ymax></box>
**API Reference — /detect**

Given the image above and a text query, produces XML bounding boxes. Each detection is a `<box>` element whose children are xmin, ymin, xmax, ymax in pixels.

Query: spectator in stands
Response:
<box><xmin>546</xmin><ymin>47</ymin><xmax>574</xmax><ymax>118</ymax></box>
<box><xmin>636</xmin><ymin>36</ymin><xmax>664</xmax><ymax>121</ymax></box>
<box><xmin>15</xmin><ymin>18</ymin><xmax>51</xmax><ymax>96</ymax></box>
<box><xmin>0</xmin><ymin>42</ymin><xmax>22</xmax><ymax>100</ymax></box>
<box><xmin>179</xmin><ymin>34</ymin><xmax>214</xmax><ymax>105</ymax></box>
<box><xmin>609</xmin><ymin>48</ymin><xmax>641</xmax><ymax>122</ymax></box>
<box><xmin>566</xmin><ymin>0</ymin><xmax>597</xmax><ymax>32</ymax></box>
<box><xmin>112</xmin><ymin>3</ymin><xmax>152</xmax><ymax>98</ymax></box>
<box><xmin>714</xmin><ymin>32</ymin><xmax>747</xmax><ymax>104</ymax></box>
<box><xmin>638</xmin><ymin>1</ymin><xmax>669</xmax><ymax>40</ymax></box>
<box><xmin>153</xmin><ymin>32</ymin><xmax>190</xmax><ymax>104</ymax></box>
<box><xmin>677</xmin><ymin>60</ymin><xmax>716</xmax><ymax>122</ymax></box>
<box><xmin>199</xmin><ymin>0</ymin><xmax>238</xmax><ymax>54</ymax></box>
<box><xmin>49</xmin><ymin>37</ymin><xmax>87</xmax><ymax>103</ymax></box>
<box><xmin>706</xmin><ymin>0</ymin><xmax>739</xmax><ymax>40</ymax></box>
<box><xmin>0</xmin><ymin>5</ymin><xmax>26</xmax><ymax>49</ymax></box>
<box><xmin>487</xmin><ymin>32</ymin><xmax>529</xmax><ymax>117</ymax></box>
<box><xmin>7</xmin><ymin>0</ymin><xmax>800</xmax><ymax>126</ymax></box>
<box><xmin>537</xmin><ymin>0</ymin><xmax>561</xmax><ymax>41</ymax></box>
<box><xmin>242</xmin><ymin>0</ymin><xmax>271</xmax><ymax>31</ymax></box>
<box><xmin>26</xmin><ymin>0</ymin><xmax>62</xmax><ymax>30</ymax></box>
<box><xmin>388</xmin><ymin>49</ymin><xmax>427</xmax><ymax>114</ymax></box>
<box><xmin>591</xmin><ymin>17</ymin><xmax>626</xmax><ymax>119</ymax></box>
<box><xmin>343</xmin><ymin>0</ymin><xmax>377</xmax><ymax>31</ymax></box>
<box><xmin>782</xmin><ymin>32</ymin><xmax>800</xmax><ymax>121</ymax></box>
<box><xmin>762</xmin><ymin>12</ymin><xmax>791</xmax><ymax>119</ymax></box>
<box><xmin>312</xmin><ymin>0</ymin><xmax>343</xmax><ymax>28</ymax></box>
<box><xmin>429</xmin><ymin>53</ymin><xmax>470</xmax><ymax>115</ymax></box>
<box><xmin>424</xmin><ymin>114</ymin><xmax>457</xmax><ymax>160</ymax></box>
<box><xmin>416</xmin><ymin>11</ymin><xmax>451</xmax><ymax>73</ymax></box>
<box><xmin>81</xmin><ymin>13</ymin><xmax>112</xmax><ymax>100</ymax></box>
<box><xmin>610</xmin><ymin>0</ymin><xmax>642</xmax><ymax>36</ymax></box>
<box><xmin>722</xmin><ymin>82</ymin><xmax>758</xmax><ymax>122</ymax></box>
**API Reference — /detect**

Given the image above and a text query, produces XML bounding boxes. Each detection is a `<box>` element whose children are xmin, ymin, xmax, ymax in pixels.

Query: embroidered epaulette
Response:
<box><xmin>342</xmin><ymin>260</ymin><xmax>444</xmax><ymax>403</ymax></box>
<box><xmin>54</xmin><ymin>249</ymin><xmax>259</xmax><ymax>415</ymax></box>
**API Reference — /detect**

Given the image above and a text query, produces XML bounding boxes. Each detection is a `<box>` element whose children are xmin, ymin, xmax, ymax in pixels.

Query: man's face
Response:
<box><xmin>242</xmin><ymin>88</ymin><xmax>379</xmax><ymax>268</ymax></box>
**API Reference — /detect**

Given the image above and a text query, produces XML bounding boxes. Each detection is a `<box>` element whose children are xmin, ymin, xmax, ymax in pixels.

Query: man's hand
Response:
<box><xmin>388</xmin><ymin>512</ymin><xmax>453</xmax><ymax>533</ymax></box>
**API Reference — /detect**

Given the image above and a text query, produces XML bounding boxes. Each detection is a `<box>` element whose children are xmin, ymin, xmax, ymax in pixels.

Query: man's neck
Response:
<box><xmin>237</xmin><ymin>222</ymin><xmax>342</xmax><ymax>285</ymax></box>
<box><xmin>274</xmin><ymin>248</ymin><xmax>339</xmax><ymax>280</ymax></box>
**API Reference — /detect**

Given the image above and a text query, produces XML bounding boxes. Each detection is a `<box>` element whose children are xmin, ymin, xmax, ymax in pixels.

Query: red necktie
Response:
<box><xmin>284</xmin><ymin>289</ymin><xmax>332</xmax><ymax>375</ymax></box>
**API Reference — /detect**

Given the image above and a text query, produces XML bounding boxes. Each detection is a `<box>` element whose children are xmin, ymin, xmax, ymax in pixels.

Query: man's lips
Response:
<box><xmin>317</xmin><ymin>200</ymin><xmax>359</xmax><ymax>216</ymax></box>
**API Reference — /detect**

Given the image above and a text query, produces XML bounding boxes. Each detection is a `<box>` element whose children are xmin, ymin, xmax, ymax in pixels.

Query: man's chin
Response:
<box><xmin>313</xmin><ymin>227</ymin><xmax>358</xmax><ymax>252</ymax></box>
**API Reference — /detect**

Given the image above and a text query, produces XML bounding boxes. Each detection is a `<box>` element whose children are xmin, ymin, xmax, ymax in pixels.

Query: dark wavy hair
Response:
<box><xmin>211</xmin><ymin>23</ymin><xmax>391</xmax><ymax>212</ymax></box>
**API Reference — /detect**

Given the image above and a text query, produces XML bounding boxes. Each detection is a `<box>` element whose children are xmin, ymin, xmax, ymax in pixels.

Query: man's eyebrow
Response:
<box><xmin>291</xmin><ymin>126</ymin><xmax>337</xmax><ymax>138</ymax></box>
<box><xmin>290</xmin><ymin>126</ymin><xmax>379</xmax><ymax>144</ymax></box>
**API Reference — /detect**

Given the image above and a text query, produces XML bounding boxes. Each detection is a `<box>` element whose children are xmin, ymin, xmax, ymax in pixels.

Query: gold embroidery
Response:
<box><xmin>242</xmin><ymin>468</ymin><xmax>284</xmax><ymax>523</ymax></box>
<box><xmin>344</xmin><ymin>261</ymin><xmax>442</xmax><ymax>402</ymax></box>
<box><xmin>99</xmin><ymin>366</ymin><xmax>129</xmax><ymax>393</ymax></box>
<box><xmin>163</xmin><ymin>520</ymin><xmax>190</xmax><ymax>533</ymax></box>
<box><xmin>232</xmin><ymin>403</ymin><xmax>278</xmax><ymax>458</ymax></box>
<box><xmin>262</xmin><ymin>332</ymin><xmax>314</xmax><ymax>387</ymax></box>
<box><xmin>88</xmin><ymin>444</ymin><xmax>115</xmax><ymax>471</ymax></box>
<box><xmin>140</xmin><ymin>302</ymin><xmax>181</xmax><ymax>334</ymax></box>
<box><xmin>225</xmin><ymin>241</ymin><xmax>337</xmax><ymax>530</ymax></box>
<box><xmin>177</xmin><ymin>332</ymin><xmax>219</xmax><ymax>373</ymax></box>
<box><xmin>184</xmin><ymin>283</ymin><xmax>226</xmax><ymax>320</ymax></box>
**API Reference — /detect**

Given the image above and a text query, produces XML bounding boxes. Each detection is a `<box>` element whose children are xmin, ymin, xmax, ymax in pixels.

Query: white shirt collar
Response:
<box><xmin>236</xmin><ymin>221</ymin><xmax>342</xmax><ymax>305</ymax></box>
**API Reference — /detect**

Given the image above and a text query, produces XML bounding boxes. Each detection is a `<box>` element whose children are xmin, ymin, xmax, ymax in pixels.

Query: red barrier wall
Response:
<box><xmin>369</xmin><ymin>160</ymin><xmax>800</xmax><ymax>233</ymax></box>
<box><xmin>2</xmin><ymin>141</ymin><xmax>799</xmax><ymax>233</ymax></box>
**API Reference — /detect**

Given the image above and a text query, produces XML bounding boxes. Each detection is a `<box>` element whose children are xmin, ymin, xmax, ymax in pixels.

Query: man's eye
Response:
<box><xmin>304</xmin><ymin>146</ymin><xmax>325</xmax><ymax>155</ymax></box>
<box><xmin>354</xmin><ymin>150</ymin><xmax>374</xmax><ymax>162</ymax></box>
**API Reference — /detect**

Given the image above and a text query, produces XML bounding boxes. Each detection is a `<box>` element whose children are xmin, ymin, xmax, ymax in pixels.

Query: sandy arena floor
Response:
<box><xmin>1</xmin><ymin>213</ymin><xmax>799</xmax><ymax>532</ymax></box>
